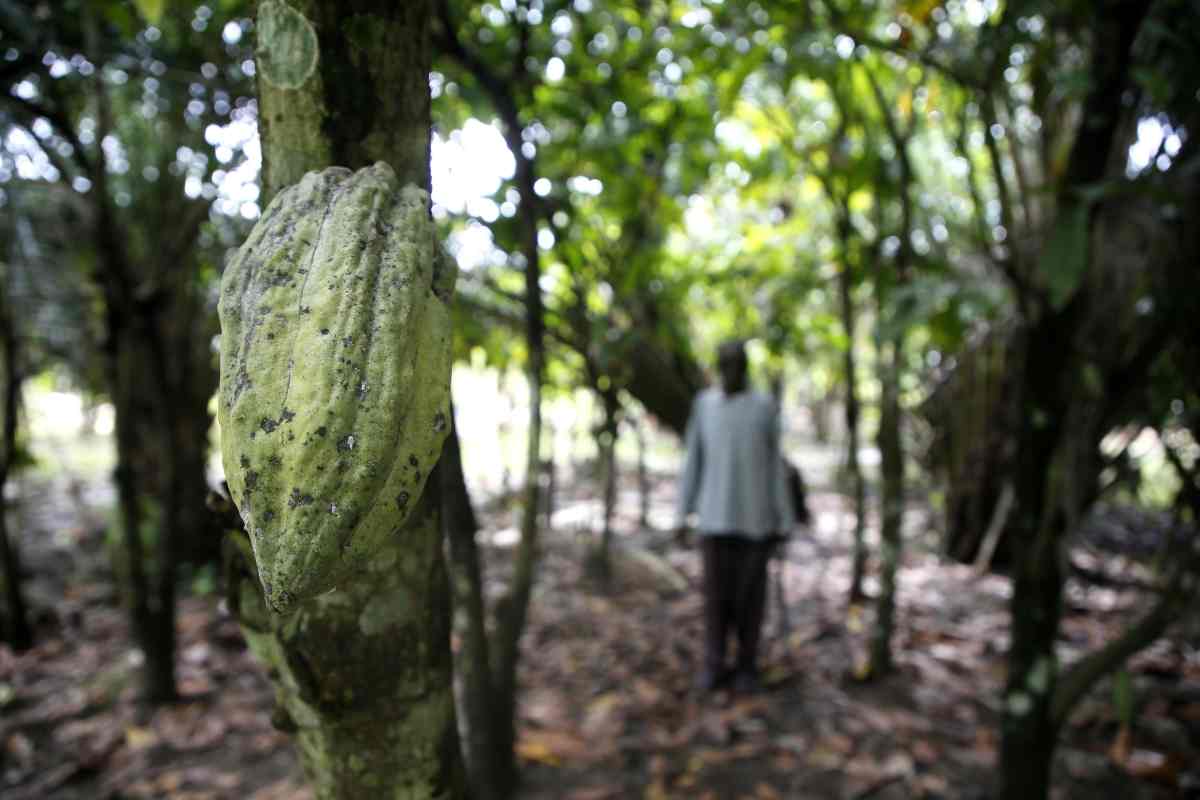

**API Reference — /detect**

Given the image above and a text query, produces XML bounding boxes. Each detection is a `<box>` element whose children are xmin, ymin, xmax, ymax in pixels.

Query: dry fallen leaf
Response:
<box><xmin>516</xmin><ymin>729</ymin><xmax>591</xmax><ymax>767</ymax></box>
<box><xmin>754</xmin><ymin>781</ymin><xmax>782</xmax><ymax>799</ymax></box>
<box><xmin>125</xmin><ymin>725</ymin><xmax>158</xmax><ymax>750</ymax></box>
<box><xmin>1107</xmin><ymin>723</ymin><xmax>1133</xmax><ymax>765</ymax></box>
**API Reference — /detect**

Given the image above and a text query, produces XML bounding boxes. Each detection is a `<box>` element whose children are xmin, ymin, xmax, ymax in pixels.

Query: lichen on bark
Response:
<box><xmin>218</xmin><ymin>162</ymin><xmax>454</xmax><ymax>613</ymax></box>
<box><xmin>256</xmin><ymin>0</ymin><xmax>320</xmax><ymax>90</ymax></box>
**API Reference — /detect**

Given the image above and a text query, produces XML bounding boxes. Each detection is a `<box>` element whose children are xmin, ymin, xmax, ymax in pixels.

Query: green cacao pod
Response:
<box><xmin>218</xmin><ymin>163</ymin><xmax>455</xmax><ymax>614</ymax></box>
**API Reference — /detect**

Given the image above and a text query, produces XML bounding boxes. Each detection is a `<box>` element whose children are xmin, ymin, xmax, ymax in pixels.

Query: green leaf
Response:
<box><xmin>1042</xmin><ymin>201</ymin><xmax>1090</xmax><ymax>310</ymax></box>
<box><xmin>132</xmin><ymin>0</ymin><xmax>166</xmax><ymax>24</ymax></box>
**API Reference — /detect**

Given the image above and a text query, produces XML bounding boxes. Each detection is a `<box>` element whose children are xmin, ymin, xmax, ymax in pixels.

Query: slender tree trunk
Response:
<box><xmin>868</xmin><ymin>118</ymin><xmax>913</xmax><ymax>678</ymax></box>
<box><xmin>142</xmin><ymin>310</ymin><xmax>181</xmax><ymax>703</ymax></box>
<box><xmin>869</xmin><ymin>336</ymin><xmax>903</xmax><ymax>675</ymax></box>
<box><xmin>234</xmin><ymin>2</ymin><xmax>464</xmax><ymax>796</ymax></box>
<box><xmin>86</xmin><ymin>8</ymin><xmax>178</xmax><ymax>703</ymax></box>
<box><xmin>594</xmin><ymin>389</ymin><xmax>620</xmax><ymax>584</ymax></box>
<box><xmin>441</xmin><ymin>405</ymin><xmax>503</xmax><ymax>800</ymax></box>
<box><xmin>999</xmin><ymin>362</ymin><xmax>1065</xmax><ymax>800</ymax></box>
<box><xmin>836</xmin><ymin>247</ymin><xmax>867</xmax><ymax>604</ymax></box>
<box><xmin>488</xmin><ymin>116</ymin><xmax>546</xmax><ymax>794</ymax></box>
<box><xmin>0</xmin><ymin>277</ymin><xmax>31</xmax><ymax>651</ymax></box>
<box><xmin>636</xmin><ymin>414</ymin><xmax>650</xmax><ymax>529</ymax></box>
<box><xmin>540</xmin><ymin>446</ymin><xmax>556</xmax><ymax>529</ymax></box>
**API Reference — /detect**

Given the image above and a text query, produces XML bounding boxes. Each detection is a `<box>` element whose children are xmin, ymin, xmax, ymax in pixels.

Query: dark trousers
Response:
<box><xmin>700</xmin><ymin>535</ymin><xmax>770</xmax><ymax>676</ymax></box>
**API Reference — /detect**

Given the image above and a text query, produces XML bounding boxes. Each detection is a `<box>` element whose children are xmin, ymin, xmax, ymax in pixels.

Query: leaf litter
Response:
<box><xmin>0</xmin><ymin>466</ymin><xmax>1197</xmax><ymax>799</ymax></box>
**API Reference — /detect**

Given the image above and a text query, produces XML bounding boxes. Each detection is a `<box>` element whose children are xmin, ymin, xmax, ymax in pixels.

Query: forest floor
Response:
<box><xmin>1</xmin><ymin>435</ymin><xmax>1199</xmax><ymax>799</ymax></box>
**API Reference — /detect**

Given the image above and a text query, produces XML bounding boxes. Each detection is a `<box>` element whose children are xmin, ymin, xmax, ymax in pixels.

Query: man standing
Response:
<box><xmin>677</xmin><ymin>340</ymin><xmax>796</xmax><ymax>692</ymax></box>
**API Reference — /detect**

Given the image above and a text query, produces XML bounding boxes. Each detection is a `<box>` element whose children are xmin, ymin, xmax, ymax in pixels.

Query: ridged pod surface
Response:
<box><xmin>218</xmin><ymin>163</ymin><xmax>454</xmax><ymax>614</ymax></box>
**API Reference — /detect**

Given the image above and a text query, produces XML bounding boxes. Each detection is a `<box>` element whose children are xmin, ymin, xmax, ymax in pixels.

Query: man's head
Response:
<box><xmin>716</xmin><ymin>339</ymin><xmax>748</xmax><ymax>395</ymax></box>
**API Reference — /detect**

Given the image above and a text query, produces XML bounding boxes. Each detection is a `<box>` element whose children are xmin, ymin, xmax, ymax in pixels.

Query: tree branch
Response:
<box><xmin>1051</xmin><ymin>540</ymin><xmax>1198</xmax><ymax>728</ymax></box>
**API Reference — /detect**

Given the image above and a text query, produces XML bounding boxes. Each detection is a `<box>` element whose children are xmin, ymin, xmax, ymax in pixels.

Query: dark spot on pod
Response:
<box><xmin>240</xmin><ymin>455</ymin><xmax>250</xmax><ymax>469</ymax></box>
<box><xmin>316</xmin><ymin>426</ymin><xmax>328</xmax><ymax>437</ymax></box>
<box><xmin>261</xmin><ymin>417</ymin><xmax>278</xmax><ymax>433</ymax></box>
<box><xmin>280</xmin><ymin>408</ymin><xmax>296</xmax><ymax>423</ymax></box>
<box><xmin>337</xmin><ymin>434</ymin><xmax>357</xmax><ymax>453</ymax></box>
<box><xmin>433</xmin><ymin>412</ymin><xmax>447</xmax><ymax>433</ymax></box>
<box><xmin>413</xmin><ymin>470</ymin><xmax>421</xmax><ymax>483</ymax></box>
<box><xmin>269</xmin><ymin>454</ymin><xmax>282</xmax><ymax>466</ymax></box>
<box><xmin>244</xmin><ymin>470</ymin><xmax>259</xmax><ymax>490</ymax></box>
<box><xmin>409</xmin><ymin>455</ymin><xmax>418</xmax><ymax>467</ymax></box>
<box><xmin>263</xmin><ymin>510</ymin><xmax>275</xmax><ymax>522</ymax></box>
<box><xmin>396</xmin><ymin>491</ymin><xmax>410</xmax><ymax>510</ymax></box>
<box><xmin>288</xmin><ymin>488</ymin><xmax>315</xmax><ymax>508</ymax></box>
<box><xmin>320</xmin><ymin>328</ymin><xmax>330</xmax><ymax>336</ymax></box>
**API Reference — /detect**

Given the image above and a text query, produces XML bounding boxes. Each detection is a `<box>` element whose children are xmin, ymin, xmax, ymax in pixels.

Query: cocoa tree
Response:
<box><xmin>217</xmin><ymin>2</ymin><xmax>464</xmax><ymax>797</ymax></box>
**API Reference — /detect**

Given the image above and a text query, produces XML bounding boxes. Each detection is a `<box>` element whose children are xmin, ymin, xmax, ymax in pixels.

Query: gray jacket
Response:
<box><xmin>676</xmin><ymin>387</ymin><xmax>797</xmax><ymax>538</ymax></box>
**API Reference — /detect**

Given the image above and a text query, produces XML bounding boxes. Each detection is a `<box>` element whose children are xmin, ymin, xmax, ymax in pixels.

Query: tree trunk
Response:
<box><xmin>238</xmin><ymin>2</ymin><xmax>464</xmax><ymax>797</ymax></box>
<box><xmin>836</xmin><ymin>247</ymin><xmax>867</xmax><ymax>604</ymax></box>
<box><xmin>636</xmin><ymin>415</ymin><xmax>650</xmax><ymax>529</ymax></box>
<box><xmin>869</xmin><ymin>336</ymin><xmax>902</xmax><ymax>676</ymax></box>
<box><xmin>540</xmin><ymin>451</ymin><xmax>556</xmax><ymax>530</ymax></box>
<box><xmin>999</xmin><ymin>5</ymin><xmax>1149</xmax><ymax>796</ymax></box>
<box><xmin>488</xmin><ymin>112</ymin><xmax>547</xmax><ymax>796</ymax></box>
<box><xmin>593</xmin><ymin>389</ymin><xmax>620</xmax><ymax>585</ymax></box>
<box><xmin>107</xmin><ymin>325</ymin><xmax>177</xmax><ymax>703</ymax></box>
<box><xmin>0</xmin><ymin>274</ymin><xmax>31</xmax><ymax>651</ymax></box>
<box><xmin>868</xmin><ymin>105</ymin><xmax>913</xmax><ymax>678</ymax></box>
<box><xmin>88</xmin><ymin>25</ymin><xmax>178</xmax><ymax>700</ymax></box>
<box><xmin>441</xmin><ymin>405</ymin><xmax>503</xmax><ymax>800</ymax></box>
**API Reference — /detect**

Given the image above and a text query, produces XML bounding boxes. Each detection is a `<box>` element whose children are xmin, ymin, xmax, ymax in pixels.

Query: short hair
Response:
<box><xmin>716</xmin><ymin>339</ymin><xmax>747</xmax><ymax>365</ymax></box>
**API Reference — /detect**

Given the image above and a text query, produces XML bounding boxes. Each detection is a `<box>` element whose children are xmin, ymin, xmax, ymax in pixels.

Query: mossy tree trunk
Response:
<box><xmin>998</xmin><ymin>4</ymin><xmax>1153</xmax><ymax>797</ymax></box>
<box><xmin>229</xmin><ymin>2</ymin><xmax>464</xmax><ymax>797</ymax></box>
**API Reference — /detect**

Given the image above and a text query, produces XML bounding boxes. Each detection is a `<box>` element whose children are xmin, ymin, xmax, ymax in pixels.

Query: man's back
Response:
<box><xmin>678</xmin><ymin>387</ymin><xmax>795</xmax><ymax>537</ymax></box>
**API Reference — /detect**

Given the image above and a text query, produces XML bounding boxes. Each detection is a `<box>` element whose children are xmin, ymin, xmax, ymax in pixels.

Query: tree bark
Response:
<box><xmin>869</xmin><ymin>336</ymin><xmax>903</xmax><ymax>676</ymax></box>
<box><xmin>489</xmin><ymin>107</ymin><xmax>546</xmax><ymax>796</ymax></box>
<box><xmin>593</xmin><ymin>389</ymin><xmax>621</xmax><ymax>585</ymax></box>
<box><xmin>999</xmin><ymin>4</ymin><xmax>1150</xmax><ymax>797</ymax></box>
<box><xmin>0</xmin><ymin>269</ymin><xmax>31</xmax><ymax>651</ymax></box>
<box><xmin>835</xmin><ymin>228</ymin><xmax>867</xmax><ymax>605</ymax></box>
<box><xmin>867</xmin><ymin>87</ymin><xmax>914</xmax><ymax>678</ymax></box>
<box><xmin>239</xmin><ymin>2</ymin><xmax>464</xmax><ymax>797</ymax></box>
<box><xmin>88</xmin><ymin>11</ymin><xmax>178</xmax><ymax>702</ymax></box>
<box><xmin>636</xmin><ymin>415</ymin><xmax>650</xmax><ymax>529</ymax></box>
<box><xmin>441</xmin><ymin>405</ymin><xmax>503</xmax><ymax>800</ymax></box>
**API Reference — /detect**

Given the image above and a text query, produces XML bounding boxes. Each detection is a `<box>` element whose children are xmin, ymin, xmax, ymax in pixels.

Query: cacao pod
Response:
<box><xmin>218</xmin><ymin>163</ymin><xmax>454</xmax><ymax>613</ymax></box>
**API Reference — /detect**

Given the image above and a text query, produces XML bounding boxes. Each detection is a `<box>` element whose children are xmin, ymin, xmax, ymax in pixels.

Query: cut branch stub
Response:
<box><xmin>218</xmin><ymin>163</ymin><xmax>455</xmax><ymax>614</ymax></box>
